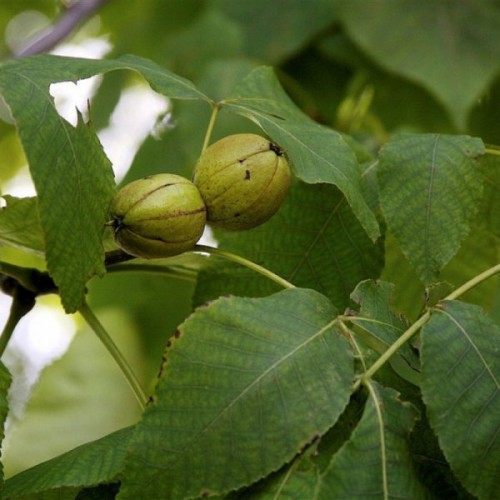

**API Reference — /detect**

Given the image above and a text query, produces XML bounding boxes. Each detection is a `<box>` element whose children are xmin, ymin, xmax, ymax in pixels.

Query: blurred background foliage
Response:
<box><xmin>1</xmin><ymin>0</ymin><xmax>499</xmax><ymax>475</ymax></box>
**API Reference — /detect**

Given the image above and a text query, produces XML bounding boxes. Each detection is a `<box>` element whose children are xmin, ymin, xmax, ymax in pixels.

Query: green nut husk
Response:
<box><xmin>193</xmin><ymin>133</ymin><xmax>291</xmax><ymax>231</ymax></box>
<box><xmin>110</xmin><ymin>173</ymin><xmax>206</xmax><ymax>259</ymax></box>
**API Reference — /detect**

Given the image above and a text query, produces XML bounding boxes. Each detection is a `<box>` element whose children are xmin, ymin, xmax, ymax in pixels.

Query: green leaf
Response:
<box><xmin>0</xmin><ymin>362</ymin><xmax>12</xmax><ymax>488</ymax></box>
<box><xmin>349</xmin><ymin>280</ymin><xmax>421</xmax><ymax>386</ymax></box>
<box><xmin>227</xmin><ymin>451</ymin><xmax>321</xmax><ymax>499</ymax></box>
<box><xmin>350</xmin><ymin>280</ymin><xmax>409</xmax><ymax>347</ymax></box>
<box><xmin>421</xmin><ymin>300</ymin><xmax>500</xmax><ymax>499</ymax></box>
<box><xmin>0</xmin><ymin>54</ymin><xmax>209</xmax><ymax>311</ymax></box>
<box><xmin>0</xmin><ymin>196</ymin><xmax>44</xmax><ymax>253</ymax></box>
<box><xmin>0</xmin><ymin>54</ymin><xmax>210</xmax><ymax>102</ymax></box>
<box><xmin>318</xmin><ymin>382</ymin><xmax>427</xmax><ymax>499</ymax></box>
<box><xmin>312</xmin><ymin>390</ymin><xmax>367</xmax><ymax>473</ymax></box>
<box><xmin>0</xmin><ymin>65</ymin><xmax>113</xmax><ymax>311</ymax></box>
<box><xmin>194</xmin><ymin>181</ymin><xmax>384</xmax><ymax>310</ymax></box>
<box><xmin>119</xmin><ymin>288</ymin><xmax>354</xmax><ymax>499</ymax></box>
<box><xmin>266</xmin><ymin>463</ymin><xmax>320</xmax><ymax>500</ymax></box>
<box><xmin>336</xmin><ymin>0</ymin><xmax>500</xmax><ymax>129</ymax></box>
<box><xmin>409</xmin><ymin>412</ymin><xmax>476</xmax><ymax>500</ymax></box>
<box><xmin>2</xmin><ymin>427</ymin><xmax>132</xmax><ymax>499</ymax></box>
<box><xmin>378</xmin><ymin>134</ymin><xmax>485</xmax><ymax>284</ymax></box>
<box><xmin>224</xmin><ymin>66</ymin><xmax>380</xmax><ymax>240</ymax></box>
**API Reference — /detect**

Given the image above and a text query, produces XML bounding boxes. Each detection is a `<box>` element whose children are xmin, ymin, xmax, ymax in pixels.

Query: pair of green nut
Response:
<box><xmin>109</xmin><ymin>134</ymin><xmax>291</xmax><ymax>259</ymax></box>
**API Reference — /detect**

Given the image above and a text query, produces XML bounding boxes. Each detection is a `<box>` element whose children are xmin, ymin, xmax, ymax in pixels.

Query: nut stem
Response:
<box><xmin>201</xmin><ymin>103</ymin><xmax>221</xmax><ymax>155</ymax></box>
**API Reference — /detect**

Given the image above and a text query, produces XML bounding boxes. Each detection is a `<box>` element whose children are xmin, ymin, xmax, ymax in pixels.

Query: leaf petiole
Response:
<box><xmin>79</xmin><ymin>301</ymin><xmax>148</xmax><ymax>410</ymax></box>
<box><xmin>193</xmin><ymin>244</ymin><xmax>295</xmax><ymax>289</ymax></box>
<box><xmin>484</xmin><ymin>147</ymin><xmax>500</xmax><ymax>157</ymax></box>
<box><xmin>106</xmin><ymin>263</ymin><xmax>197</xmax><ymax>282</ymax></box>
<box><xmin>444</xmin><ymin>263</ymin><xmax>500</xmax><ymax>300</ymax></box>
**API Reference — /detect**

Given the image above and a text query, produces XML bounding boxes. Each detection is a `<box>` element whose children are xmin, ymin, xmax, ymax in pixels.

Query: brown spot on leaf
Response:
<box><xmin>244</xmin><ymin>169</ymin><xmax>251</xmax><ymax>180</ymax></box>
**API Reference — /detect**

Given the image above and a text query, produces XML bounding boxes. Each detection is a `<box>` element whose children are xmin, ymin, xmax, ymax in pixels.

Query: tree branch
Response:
<box><xmin>14</xmin><ymin>0</ymin><xmax>111</xmax><ymax>58</ymax></box>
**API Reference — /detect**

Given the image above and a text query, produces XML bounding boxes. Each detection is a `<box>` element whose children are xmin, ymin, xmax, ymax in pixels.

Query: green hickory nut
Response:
<box><xmin>109</xmin><ymin>173</ymin><xmax>206</xmax><ymax>259</ymax></box>
<box><xmin>193</xmin><ymin>133</ymin><xmax>291</xmax><ymax>231</ymax></box>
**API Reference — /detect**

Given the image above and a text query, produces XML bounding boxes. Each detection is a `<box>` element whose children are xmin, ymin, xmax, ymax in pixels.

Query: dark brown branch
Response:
<box><xmin>14</xmin><ymin>0</ymin><xmax>111</xmax><ymax>58</ymax></box>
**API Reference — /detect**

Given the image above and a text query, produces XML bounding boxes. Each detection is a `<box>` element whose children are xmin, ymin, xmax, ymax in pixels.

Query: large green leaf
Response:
<box><xmin>235</xmin><ymin>391</ymin><xmax>367</xmax><ymax>498</ymax></box>
<box><xmin>0</xmin><ymin>84</ymin><xmax>113</xmax><ymax>312</ymax></box>
<box><xmin>223</xmin><ymin>66</ymin><xmax>380</xmax><ymax>241</ymax></box>
<box><xmin>0</xmin><ymin>54</ymin><xmax>209</xmax><ymax>311</ymax></box>
<box><xmin>378</xmin><ymin>134</ymin><xmax>485</xmax><ymax>284</ymax></box>
<box><xmin>2</xmin><ymin>427</ymin><xmax>132</xmax><ymax>499</ymax></box>
<box><xmin>318</xmin><ymin>382</ymin><xmax>427</xmax><ymax>498</ymax></box>
<box><xmin>119</xmin><ymin>288</ymin><xmax>354</xmax><ymax>499</ymax></box>
<box><xmin>0</xmin><ymin>196</ymin><xmax>44</xmax><ymax>253</ymax></box>
<box><xmin>0</xmin><ymin>362</ymin><xmax>12</xmax><ymax>488</ymax></box>
<box><xmin>0</xmin><ymin>54</ymin><xmax>210</xmax><ymax>102</ymax></box>
<box><xmin>336</xmin><ymin>0</ymin><xmax>500</xmax><ymax>129</ymax></box>
<box><xmin>194</xmin><ymin>181</ymin><xmax>384</xmax><ymax>310</ymax></box>
<box><xmin>421</xmin><ymin>300</ymin><xmax>500</xmax><ymax>499</ymax></box>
